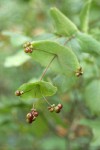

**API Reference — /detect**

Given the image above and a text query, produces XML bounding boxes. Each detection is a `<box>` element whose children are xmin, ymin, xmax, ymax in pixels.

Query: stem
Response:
<box><xmin>42</xmin><ymin>95</ymin><xmax>51</xmax><ymax>106</ymax></box>
<box><xmin>64</xmin><ymin>35</ymin><xmax>75</xmax><ymax>45</ymax></box>
<box><xmin>40</xmin><ymin>55</ymin><xmax>56</xmax><ymax>80</ymax></box>
<box><xmin>32</xmin><ymin>103</ymin><xmax>35</xmax><ymax>109</ymax></box>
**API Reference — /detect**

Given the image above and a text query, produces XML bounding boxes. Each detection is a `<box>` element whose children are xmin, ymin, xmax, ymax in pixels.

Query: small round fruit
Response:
<box><xmin>34</xmin><ymin>111</ymin><xmax>39</xmax><ymax>117</ymax></box>
<box><xmin>55</xmin><ymin>106</ymin><xmax>60</xmax><ymax>113</ymax></box>
<box><xmin>58</xmin><ymin>104</ymin><xmax>63</xmax><ymax>109</ymax></box>
<box><xmin>23</xmin><ymin>43</ymin><xmax>27</xmax><ymax>48</ymax></box>
<box><xmin>26</xmin><ymin>118</ymin><xmax>33</xmax><ymax>124</ymax></box>
<box><xmin>15</xmin><ymin>90</ymin><xmax>21</xmax><ymax>96</ymax></box>
<box><xmin>49</xmin><ymin>107</ymin><xmax>54</xmax><ymax>112</ymax></box>
<box><xmin>29</xmin><ymin>49</ymin><xmax>33</xmax><ymax>53</ymax></box>
<box><xmin>26</xmin><ymin>113</ymin><xmax>33</xmax><ymax>119</ymax></box>
<box><xmin>29</xmin><ymin>45</ymin><xmax>33</xmax><ymax>49</ymax></box>
<box><xmin>56</xmin><ymin>109</ymin><xmax>60</xmax><ymax>113</ymax></box>
<box><xmin>55</xmin><ymin>109</ymin><xmax>60</xmax><ymax>113</ymax></box>
<box><xmin>31</xmin><ymin>109</ymin><xmax>36</xmax><ymax>115</ymax></box>
<box><xmin>26</xmin><ymin>42</ymin><xmax>31</xmax><ymax>46</ymax></box>
<box><xmin>24</xmin><ymin>47</ymin><xmax>29</xmax><ymax>53</ymax></box>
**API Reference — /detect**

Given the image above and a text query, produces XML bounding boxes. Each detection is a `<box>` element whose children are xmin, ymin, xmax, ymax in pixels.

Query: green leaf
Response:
<box><xmin>80</xmin><ymin>0</ymin><xmax>92</xmax><ymax>33</ymax></box>
<box><xmin>84</xmin><ymin>79</ymin><xmax>100</xmax><ymax>115</ymax></box>
<box><xmin>77</xmin><ymin>32</ymin><xmax>100</xmax><ymax>55</ymax></box>
<box><xmin>2</xmin><ymin>31</ymin><xmax>31</xmax><ymax>46</ymax></box>
<box><xmin>80</xmin><ymin>119</ymin><xmax>100</xmax><ymax>147</ymax></box>
<box><xmin>31</xmin><ymin>40</ymin><xmax>80</xmax><ymax>76</ymax></box>
<box><xmin>53</xmin><ymin>75</ymin><xmax>77</xmax><ymax>93</ymax></box>
<box><xmin>81</xmin><ymin>56</ymin><xmax>99</xmax><ymax>79</ymax></box>
<box><xmin>33</xmin><ymin>33</ymin><xmax>57</xmax><ymax>41</ymax></box>
<box><xmin>18</xmin><ymin>80</ymin><xmax>57</xmax><ymax>100</ymax></box>
<box><xmin>50</xmin><ymin>7</ymin><xmax>78</xmax><ymax>36</ymax></box>
<box><xmin>4</xmin><ymin>51</ymin><xmax>30</xmax><ymax>67</ymax></box>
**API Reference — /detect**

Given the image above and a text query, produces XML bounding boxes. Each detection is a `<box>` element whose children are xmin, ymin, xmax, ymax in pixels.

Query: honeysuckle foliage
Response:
<box><xmin>18</xmin><ymin>80</ymin><xmax>57</xmax><ymax>100</ymax></box>
<box><xmin>16</xmin><ymin>8</ymin><xmax>83</xmax><ymax>100</ymax></box>
<box><xmin>30</xmin><ymin>40</ymin><xmax>80</xmax><ymax>76</ymax></box>
<box><xmin>4</xmin><ymin>50</ymin><xmax>30</xmax><ymax>67</ymax></box>
<box><xmin>4</xmin><ymin>2</ymin><xmax>100</xmax><ymax>148</ymax></box>
<box><xmin>80</xmin><ymin>0</ymin><xmax>92</xmax><ymax>33</ymax></box>
<box><xmin>50</xmin><ymin>7</ymin><xmax>78</xmax><ymax>36</ymax></box>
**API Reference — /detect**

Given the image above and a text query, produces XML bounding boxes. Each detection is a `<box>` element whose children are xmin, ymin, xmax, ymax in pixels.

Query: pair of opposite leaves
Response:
<box><xmin>18</xmin><ymin>8</ymin><xmax>80</xmax><ymax>100</ymax></box>
<box><xmin>17</xmin><ymin>7</ymin><xmax>100</xmax><ymax>100</ymax></box>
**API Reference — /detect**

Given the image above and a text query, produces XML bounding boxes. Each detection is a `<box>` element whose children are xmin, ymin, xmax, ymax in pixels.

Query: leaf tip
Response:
<box><xmin>50</xmin><ymin>7</ymin><xmax>59</xmax><ymax>15</ymax></box>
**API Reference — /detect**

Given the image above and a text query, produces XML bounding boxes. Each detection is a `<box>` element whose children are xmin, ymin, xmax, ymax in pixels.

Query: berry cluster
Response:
<box><xmin>15</xmin><ymin>90</ymin><xmax>24</xmax><ymax>96</ymax></box>
<box><xmin>26</xmin><ymin>109</ymin><xmax>39</xmax><ymax>124</ymax></box>
<box><xmin>48</xmin><ymin>103</ymin><xmax>63</xmax><ymax>113</ymax></box>
<box><xmin>15</xmin><ymin>90</ymin><xmax>63</xmax><ymax>123</ymax></box>
<box><xmin>23</xmin><ymin>42</ymin><xmax>33</xmax><ymax>53</ymax></box>
<box><xmin>75</xmin><ymin>67</ymin><xmax>83</xmax><ymax>77</ymax></box>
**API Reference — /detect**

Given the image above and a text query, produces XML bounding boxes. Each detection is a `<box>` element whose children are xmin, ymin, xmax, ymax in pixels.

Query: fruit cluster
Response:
<box><xmin>15</xmin><ymin>90</ymin><xmax>24</xmax><ymax>96</ymax></box>
<box><xmin>48</xmin><ymin>103</ymin><xmax>63</xmax><ymax>113</ymax></box>
<box><xmin>75</xmin><ymin>67</ymin><xmax>83</xmax><ymax>77</ymax></box>
<box><xmin>23</xmin><ymin>42</ymin><xmax>33</xmax><ymax>53</ymax></box>
<box><xmin>15</xmin><ymin>89</ymin><xmax>63</xmax><ymax>123</ymax></box>
<box><xmin>26</xmin><ymin>108</ymin><xmax>39</xmax><ymax>124</ymax></box>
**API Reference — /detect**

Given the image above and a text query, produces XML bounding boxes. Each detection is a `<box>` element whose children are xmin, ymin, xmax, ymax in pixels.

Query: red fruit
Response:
<box><xmin>55</xmin><ymin>106</ymin><xmax>60</xmax><ymax>113</ymax></box>
<box><xmin>58</xmin><ymin>104</ymin><xmax>63</xmax><ymax>109</ymax></box>
<box><xmin>24</xmin><ymin>47</ymin><xmax>29</xmax><ymax>53</ymax></box>
<box><xmin>31</xmin><ymin>109</ymin><xmax>36</xmax><ymax>115</ymax></box>
<box><xmin>15</xmin><ymin>90</ymin><xmax>21</xmax><ymax>96</ymax></box>
<box><xmin>15</xmin><ymin>90</ymin><xmax>24</xmax><ymax>96</ymax></box>
<box><xmin>26</xmin><ymin>113</ymin><xmax>33</xmax><ymax>119</ymax></box>
<box><xmin>29</xmin><ymin>49</ymin><xmax>33</xmax><ymax>53</ymax></box>
<box><xmin>34</xmin><ymin>111</ymin><xmax>39</xmax><ymax>117</ymax></box>
<box><xmin>55</xmin><ymin>109</ymin><xmax>60</xmax><ymax>113</ymax></box>
<box><xmin>26</xmin><ymin>112</ymin><xmax>34</xmax><ymax>124</ymax></box>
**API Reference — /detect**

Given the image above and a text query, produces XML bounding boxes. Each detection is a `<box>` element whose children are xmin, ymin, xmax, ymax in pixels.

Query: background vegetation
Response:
<box><xmin>0</xmin><ymin>0</ymin><xmax>100</xmax><ymax>149</ymax></box>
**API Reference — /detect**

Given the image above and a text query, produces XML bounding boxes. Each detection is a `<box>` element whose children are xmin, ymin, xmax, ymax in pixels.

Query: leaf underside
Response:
<box><xmin>18</xmin><ymin>80</ymin><xmax>57</xmax><ymax>100</ymax></box>
<box><xmin>30</xmin><ymin>40</ymin><xmax>80</xmax><ymax>77</ymax></box>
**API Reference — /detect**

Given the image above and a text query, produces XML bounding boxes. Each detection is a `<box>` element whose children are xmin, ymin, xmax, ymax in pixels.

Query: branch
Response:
<box><xmin>40</xmin><ymin>55</ymin><xmax>56</xmax><ymax>80</ymax></box>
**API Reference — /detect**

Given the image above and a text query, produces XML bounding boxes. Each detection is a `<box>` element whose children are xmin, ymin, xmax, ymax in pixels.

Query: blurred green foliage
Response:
<box><xmin>0</xmin><ymin>0</ymin><xmax>100</xmax><ymax>150</ymax></box>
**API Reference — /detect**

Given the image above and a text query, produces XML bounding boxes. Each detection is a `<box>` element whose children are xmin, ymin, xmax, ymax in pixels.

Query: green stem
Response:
<box><xmin>64</xmin><ymin>34</ymin><xmax>75</xmax><ymax>45</ymax></box>
<box><xmin>42</xmin><ymin>95</ymin><xmax>51</xmax><ymax>106</ymax></box>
